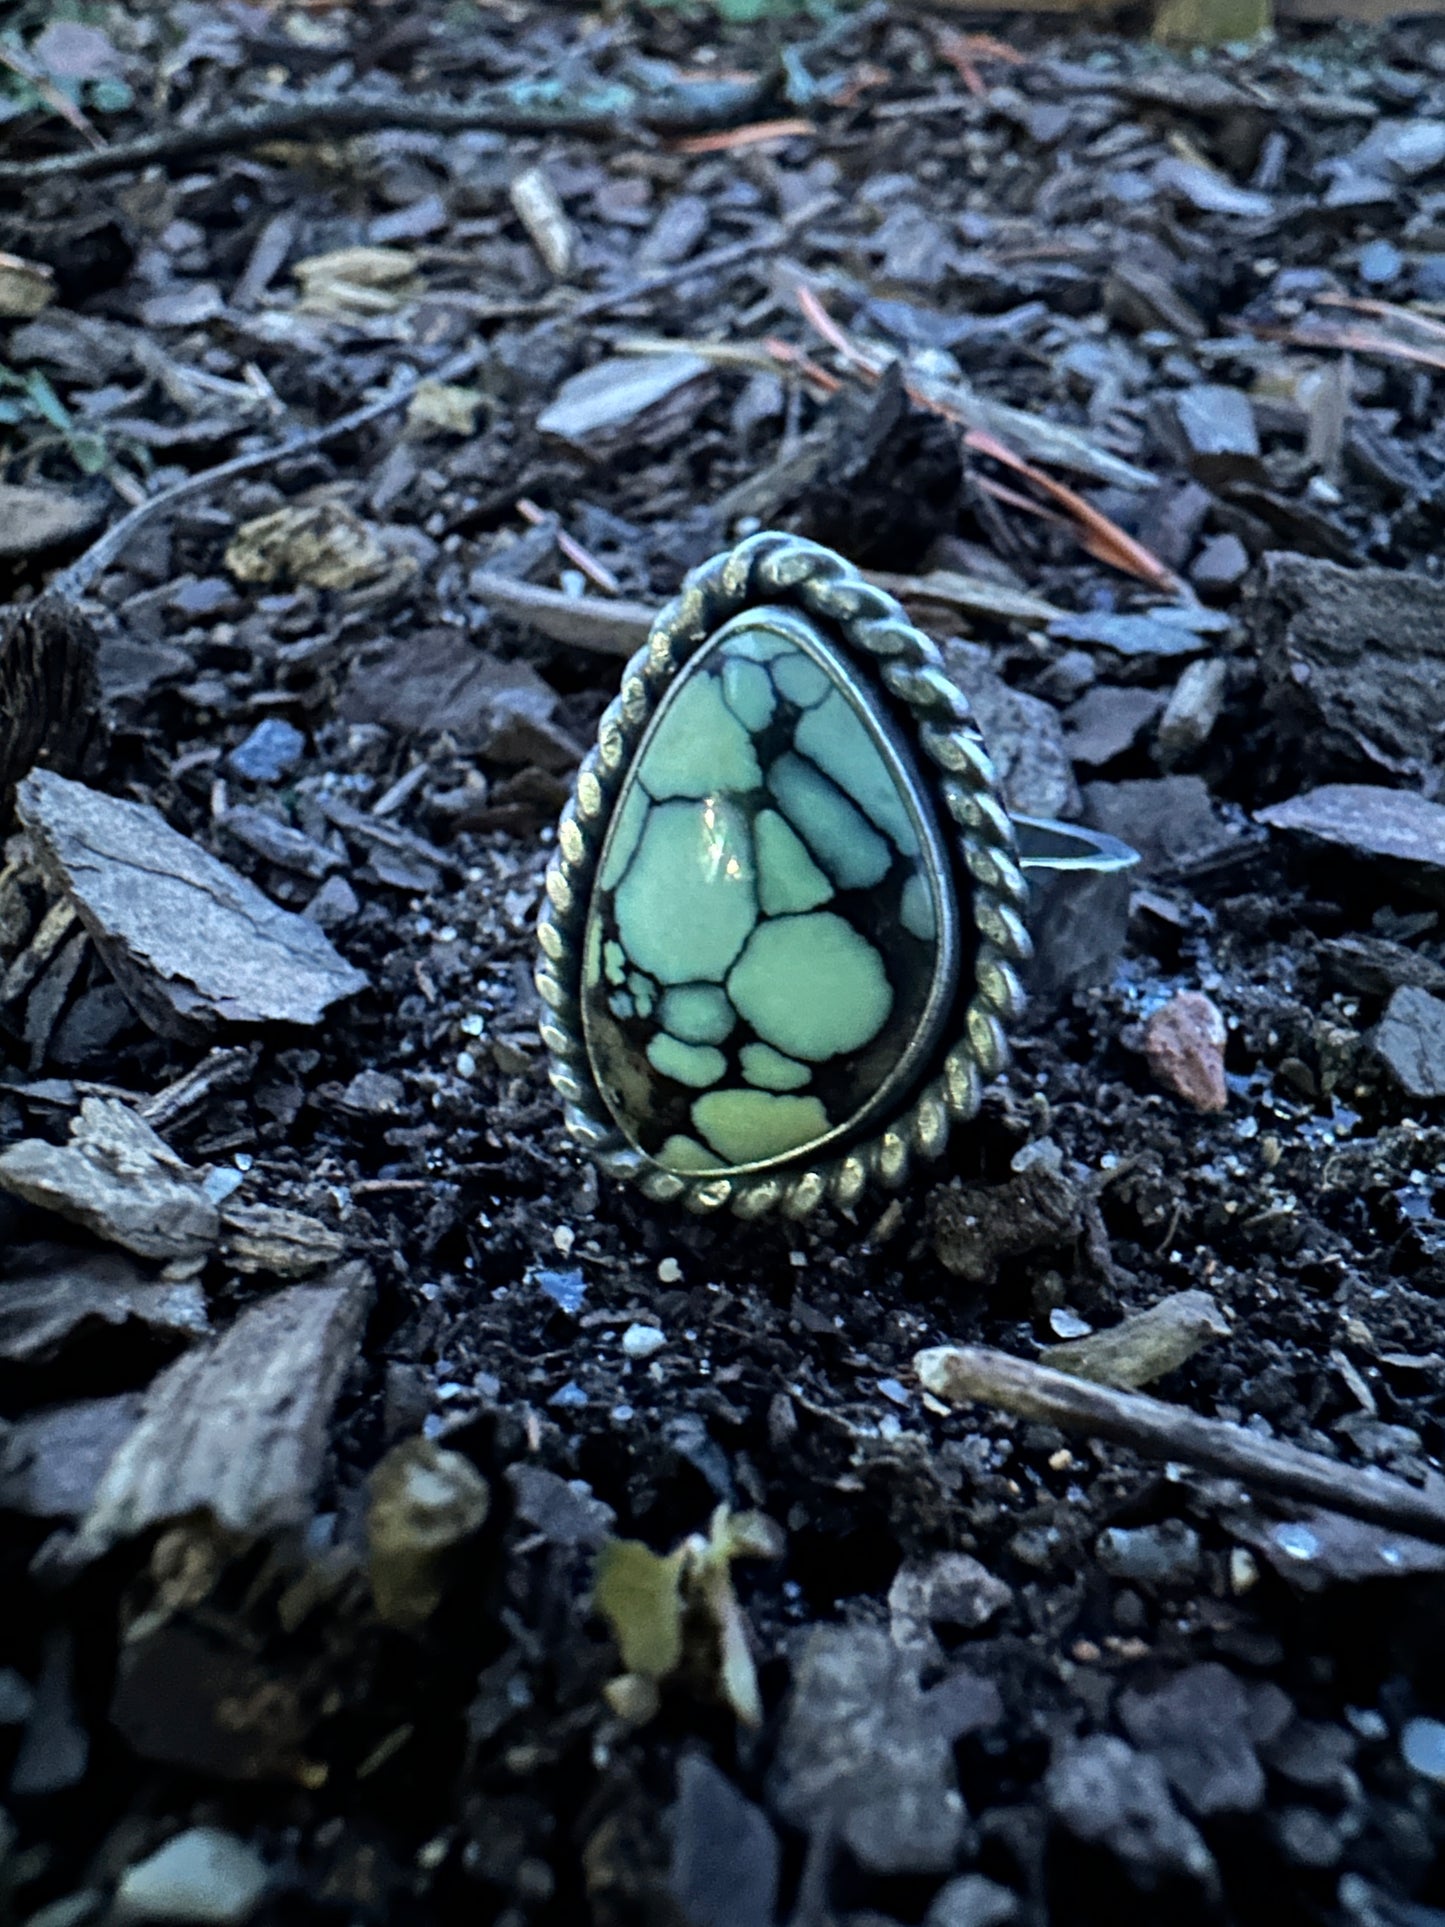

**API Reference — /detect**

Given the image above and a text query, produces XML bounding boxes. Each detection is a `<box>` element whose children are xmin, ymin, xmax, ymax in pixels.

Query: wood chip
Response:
<box><xmin>0</xmin><ymin>1243</ymin><xmax>209</xmax><ymax>1364</ymax></box>
<box><xmin>72</xmin><ymin>1265</ymin><xmax>371</xmax><ymax>1560</ymax></box>
<box><xmin>1042</xmin><ymin>1290</ymin><xmax>1231</xmax><ymax>1389</ymax></box>
<box><xmin>16</xmin><ymin>769</ymin><xmax>367</xmax><ymax>1038</ymax></box>
<box><xmin>0</xmin><ymin>1098</ymin><xmax>219</xmax><ymax>1264</ymax></box>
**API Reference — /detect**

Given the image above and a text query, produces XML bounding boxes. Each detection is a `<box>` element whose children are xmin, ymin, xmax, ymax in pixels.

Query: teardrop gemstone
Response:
<box><xmin>582</xmin><ymin>606</ymin><xmax>961</xmax><ymax>1176</ymax></box>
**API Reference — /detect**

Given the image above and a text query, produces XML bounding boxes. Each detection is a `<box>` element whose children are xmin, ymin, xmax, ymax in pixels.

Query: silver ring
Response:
<box><xmin>535</xmin><ymin>532</ymin><xmax>1136</xmax><ymax>1220</ymax></box>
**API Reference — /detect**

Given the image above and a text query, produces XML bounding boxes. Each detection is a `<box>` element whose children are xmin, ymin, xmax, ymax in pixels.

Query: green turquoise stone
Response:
<box><xmin>582</xmin><ymin>606</ymin><xmax>962</xmax><ymax>1175</ymax></box>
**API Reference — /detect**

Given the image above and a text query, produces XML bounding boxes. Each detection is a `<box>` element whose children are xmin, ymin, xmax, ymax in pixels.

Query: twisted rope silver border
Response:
<box><xmin>535</xmin><ymin>532</ymin><xmax>1033</xmax><ymax>1220</ymax></box>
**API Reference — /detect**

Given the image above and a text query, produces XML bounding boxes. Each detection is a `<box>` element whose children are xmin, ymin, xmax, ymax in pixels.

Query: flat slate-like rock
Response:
<box><xmin>1256</xmin><ymin>784</ymin><xmax>1445</xmax><ymax>888</ymax></box>
<box><xmin>1369</xmin><ymin>985</ymin><xmax>1445</xmax><ymax>1099</ymax></box>
<box><xmin>16</xmin><ymin>769</ymin><xmax>367</xmax><ymax>1037</ymax></box>
<box><xmin>0</xmin><ymin>482</ymin><xmax>106</xmax><ymax>559</ymax></box>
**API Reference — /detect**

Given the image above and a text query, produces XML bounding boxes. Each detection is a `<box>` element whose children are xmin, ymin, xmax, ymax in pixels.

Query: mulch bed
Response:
<box><xmin>1</xmin><ymin>2</ymin><xmax>1444</xmax><ymax>1922</ymax></box>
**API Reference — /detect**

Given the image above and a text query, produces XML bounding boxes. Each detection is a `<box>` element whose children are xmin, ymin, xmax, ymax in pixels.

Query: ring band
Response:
<box><xmin>535</xmin><ymin>533</ymin><xmax>1136</xmax><ymax>1220</ymax></box>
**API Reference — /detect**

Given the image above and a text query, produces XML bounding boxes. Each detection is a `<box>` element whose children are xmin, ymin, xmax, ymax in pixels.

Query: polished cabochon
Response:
<box><xmin>579</xmin><ymin>606</ymin><xmax>963</xmax><ymax>1177</ymax></box>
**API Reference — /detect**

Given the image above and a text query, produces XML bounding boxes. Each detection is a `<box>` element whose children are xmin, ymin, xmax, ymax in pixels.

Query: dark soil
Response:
<box><xmin>1</xmin><ymin>4</ymin><xmax>1444</xmax><ymax>1925</ymax></box>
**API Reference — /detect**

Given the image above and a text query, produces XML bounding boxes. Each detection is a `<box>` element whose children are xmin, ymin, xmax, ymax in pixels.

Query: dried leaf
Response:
<box><xmin>0</xmin><ymin>252</ymin><xmax>57</xmax><ymax>320</ymax></box>
<box><xmin>592</xmin><ymin>1506</ymin><xmax>782</xmax><ymax>1725</ymax></box>
<box><xmin>593</xmin><ymin>1538</ymin><xmax>687</xmax><ymax>1678</ymax></box>
<box><xmin>292</xmin><ymin>245</ymin><xmax>422</xmax><ymax>317</ymax></box>
<box><xmin>366</xmin><ymin>1439</ymin><xmax>491</xmax><ymax>1630</ymax></box>
<box><xmin>225</xmin><ymin>503</ymin><xmax>391</xmax><ymax>592</ymax></box>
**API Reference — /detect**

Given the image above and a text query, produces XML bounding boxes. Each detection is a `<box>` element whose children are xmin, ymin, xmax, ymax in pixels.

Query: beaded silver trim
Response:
<box><xmin>535</xmin><ymin>532</ymin><xmax>1032</xmax><ymax>1220</ymax></box>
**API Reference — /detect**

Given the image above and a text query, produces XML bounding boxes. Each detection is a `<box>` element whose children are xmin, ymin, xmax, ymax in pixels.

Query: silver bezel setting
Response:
<box><xmin>535</xmin><ymin>532</ymin><xmax>1033</xmax><ymax>1220</ymax></box>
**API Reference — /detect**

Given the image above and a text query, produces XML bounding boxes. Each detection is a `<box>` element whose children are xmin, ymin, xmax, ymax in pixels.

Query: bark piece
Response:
<box><xmin>537</xmin><ymin>353</ymin><xmax>714</xmax><ymax>452</ymax></box>
<box><xmin>72</xmin><ymin>1265</ymin><xmax>371</xmax><ymax>1559</ymax></box>
<box><xmin>218</xmin><ymin>1202</ymin><xmax>347</xmax><ymax>1278</ymax></box>
<box><xmin>0</xmin><ymin>1241</ymin><xmax>209</xmax><ymax>1363</ymax></box>
<box><xmin>16</xmin><ymin>768</ymin><xmax>366</xmax><ymax>1036</ymax></box>
<box><xmin>0</xmin><ymin>1098</ymin><xmax>219</xmax><ymax>1262</ymax></box>
<box><xmin>1042</xmin><ymin>1290</ymin><xmax>1230</xmax><ymax>1389</ymax></box>
<box><xmin>1253</xmin><ymin>553</ymin><xmax>1445</xmax><ymax>781</ymax></box>
<box><xmin>0</xmin><ymin>595</ymin><xmax>102</xmax><ymax>808</ymax></box>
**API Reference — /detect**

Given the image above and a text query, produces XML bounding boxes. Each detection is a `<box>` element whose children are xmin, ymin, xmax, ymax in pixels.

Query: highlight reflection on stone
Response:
<box><xmin>582</xmin><ymin>607</ymin><xmax>959</xmax><ymax>1175</ymax></box>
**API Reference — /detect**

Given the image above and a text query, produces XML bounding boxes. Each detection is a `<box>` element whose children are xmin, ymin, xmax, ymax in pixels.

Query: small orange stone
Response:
<box><xmin>1143</xmin><ymin>991</ymin><xmax>1228</xmax><ymax>1113</ymax></box>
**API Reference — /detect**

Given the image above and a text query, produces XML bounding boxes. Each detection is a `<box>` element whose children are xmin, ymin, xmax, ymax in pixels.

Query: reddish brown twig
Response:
<box><xmin>516</xmin><ymin>498</ymin><xmax>621</xmax><ymax>596</ymax></box>
<box><xmin>672</xmin><ymin>118</ymin><xmax>815</xmax><ymax>155</ymax></box>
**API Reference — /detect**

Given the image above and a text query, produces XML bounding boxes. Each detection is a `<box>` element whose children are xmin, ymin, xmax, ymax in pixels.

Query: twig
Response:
<box><xmin>0</xmin><ymin>77</ymin><xmax>768</xmax><ymax>189</ymax></box>
<box><xmin>466</xmin><ymin>572</ymin><xmax>653</xmax><ymax>657</ymax></box>
<box><xmin>516</xmin><ymin>497</ymin><xmax>621</xmax><ymax>596</ymax></box>
<box><xmin>964</xmin><ymin>426</ymin><xmax>1180</xmax><ymax>593</ymax></box>
<box><xmin>672</xmin><ymin>117</ymin><xmax>816</xmax><ymax>155</ymax></box>
<box><xmin>1259</xmin><ymin>322</ymin><xmax>1445</xmax><ymax>378</ymax></box>
<box><xmin>562</xmin><ymin>192</ymin><xmax>835</xmax><ymax>327</ymax></box>
<box><xmin>916</xmin><ymin>1343</ymin><xmax>1445</xmax><ymax>1548</ymax></box>
<box><xmin>48</xmin><ymin>347</ymin><xmax>481</xmax><ymax>602</ymax></box>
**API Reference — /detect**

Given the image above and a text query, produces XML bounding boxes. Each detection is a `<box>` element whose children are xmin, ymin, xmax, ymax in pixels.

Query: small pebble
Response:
<box><xmin>535</xmin><ymin>1268</ymin><xmax>586</xmax><ymax>1317</ymax></box>
<box><xmin>1157</xmin><ymin>657</ymin><xmax>1228</xmax><ymax>762</ymax></box>
<box><xmin>113</xmin><ymin>1828</ymin><xmax>268</xmax><ymax>1925</ymax></box>
<box><xmin>1049</xmin><ymin>1307</ymin><xmax>1093</xmax><ymax>1340</ymax></box>
<box><xmin>657</xmin><ymin>1256</ymin><xmax>682</xmax><ymax>1284</ymax></box>
<box><xmin>1096</xmin><ymin>1521</ymin><xmax>1202</xmax><ymax>1589</ymax></box>
<box><xmin>226</xmin><ymin>718</ymin><xmax>306</xmax><ymax>784</ymax></box>
<box><xmin>621</xmin><ymin>1323</ymin><xmax>666</xmax><ymax>1360</ymax></box>
<box><xmin>1144</xmin><ymin>991</ymin><xmax>1229</xmax><ymax>1112</ymax></box>
<box><xmin>1401</xmin><ymin>1715</ymin><xmax>1445</xmax><ymax>1785</ymax></box>
<box><xmin>1357</xmin><ymin>237</ymin><xmax>1403</xmax><ymax>286</ymax></box>
<box><xmin>1190</xmin><ymin>532</ymin><xmax>1250</xmax><ymax>595</ymax></box>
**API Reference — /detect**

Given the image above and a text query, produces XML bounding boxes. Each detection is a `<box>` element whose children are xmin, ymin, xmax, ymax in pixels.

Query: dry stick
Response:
<box><xmin>563</xmin><ymin>191</ymin><xmax>835</xmax><ymax>327</ymax></box>
<box><xmin>49</xmin><ymin>346</ymin><xmax>483</xmax><ymax>602</ymax></box>
<box><xmin>465</xmin><ymin>571</ymin><xmax>652</xmax><ymax>657</ymax></box>
<box><xmin>0</xmin><ymin>82</ymin><xmax>765</xmax><ymax>189</ymax></box>
<box><xmin>916</xmin><ymin>1343</ymin><xmax>1445</xmax><ymax>1548</ymax></box>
